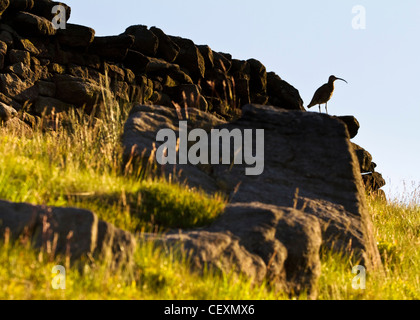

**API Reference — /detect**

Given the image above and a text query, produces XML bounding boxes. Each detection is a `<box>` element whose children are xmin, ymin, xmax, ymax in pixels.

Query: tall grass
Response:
<box><xmin>0</xmin><ymin>82</ymin><xmax>225</xmax><ymax>232</ymax></box>
<box><xmin>0</xmin><ymin>81</ymin><xmax>418</xmax><ymax>299</ymax></box>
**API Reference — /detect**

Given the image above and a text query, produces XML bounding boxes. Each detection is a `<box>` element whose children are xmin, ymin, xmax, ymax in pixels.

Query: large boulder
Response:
<box><xmin>267</xmin><ymin>72</ymin><xmax>305</xmax><ymax>111</ymax></box>
<box><xmin>0</xmin><ymin>200</ymin><xmax>136</xmax><ymax>265</ymax></box>
<box><xmin>123</xmin><ymin>25</ymin><xmax>159</xmax><ymax>57</ymax></box>
<box><xmin>170</xmin><ymin>36</ymin><xmax>205</xmax><ymax>81</ymax></box>
<box><xmin>0</xmin><ymin>101</ymin><xmax>17</xmax><ymax>121</ymax></box>
<box><xmin>148</xmin><ymin>202</ymin><xmax>322</xmax><ymax>298</ymax></box>
<box><xmin>56</xmin><ymin>23</ymin><xmax>95</xmax><ymax>48</ymax></box>
<box><xmin>89</xmin><ymin>35</ymin><xmax>134</xmax><ymax>61</ymax></box>
<box><xmin>150</xmin><ymin>27</ymin><xmax>180</xmax><ymax>63</ymax></box>
<box><xmin>12</xmin><ymin>12</ymin><xmax>57</xmax><ymax>37</ymax></box>
<box><xmin>122</xmin><ymin>103</ymin><xmax>382</xmax><ymax>297</ymax></box>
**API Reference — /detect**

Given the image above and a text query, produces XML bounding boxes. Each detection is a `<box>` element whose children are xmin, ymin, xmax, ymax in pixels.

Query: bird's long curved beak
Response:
<box><xmin>336</xmin><ymin>78</ymin><xmax>348</xmax><ymax>84</ymax></box>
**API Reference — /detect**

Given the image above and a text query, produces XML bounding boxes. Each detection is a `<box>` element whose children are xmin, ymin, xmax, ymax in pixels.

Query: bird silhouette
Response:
<box><xmin>307</xmin><ymin>75</ymin><xmax>347</xmax><ymax>114</ymax></box>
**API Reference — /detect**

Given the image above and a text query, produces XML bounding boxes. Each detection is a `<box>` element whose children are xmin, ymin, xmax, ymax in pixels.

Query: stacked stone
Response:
<box><xmin>0</xmin><ymin>0</ymin><xmax>305</xmax><ymax>125</ymax></box>
<box><xmin>334</xmin><ymin>115</ymin><xmax>386</xmax><ymax>197</ymax></box>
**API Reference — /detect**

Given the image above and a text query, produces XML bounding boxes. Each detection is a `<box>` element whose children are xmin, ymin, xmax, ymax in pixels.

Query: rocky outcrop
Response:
<box><xmin>0</xmin><ymin>200</ymin><xmax>136</xmax><ymax>266</ymax></box>
<box><xmin>0</xmin><ymin>1</ymin><xmax>304</xmax><ymax>124</ymax></box>
<box><xmin>123</xmin><ymin>103</ymin><xmax>382</xmax><ymax>297</ymax></box>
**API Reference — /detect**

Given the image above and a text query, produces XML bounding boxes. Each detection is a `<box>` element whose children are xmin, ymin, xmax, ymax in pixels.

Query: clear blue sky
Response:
<box><xmin>65</xmin><ymin>0</ymin><xmax>420</xmax><ymax>200</ymax></box>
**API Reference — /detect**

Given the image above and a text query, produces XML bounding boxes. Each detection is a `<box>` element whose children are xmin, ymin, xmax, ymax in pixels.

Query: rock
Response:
<box><xmin>123</xmin><ymin>25</ymin><xmax>159</xmax><ymax>57</ymax></box>
<box><xmin>267</xmin><ymin>72</ymin><xmax>305</xmax><ymax>111</ymax></box>
<box><xmin>209</xmin><ymin>105</ymin><xmax>381</xmax><ymax>269</ymax></box>
<box><xmin>6</xmin><ymin>62</ymin><xmax>35</xmax><ymax>80</ymax></box>
<box><xmin>95</xmin><ymin>220</ymin><xmax>137</xmax><ymax>266</ymax></box>
<box><xmin>6</xmin><ymin>0</ymin><xmax>34</xmax><ymax>11</ymax></box>
<box><xmin>123</xmin><ymin>104</ymin><xmax>225</xmax><ymax>193</ymax></box>
<box><xmin>166</xmin><ymin>84</ymin><xmax>208</xmax><ymax>111</ymax></box>
<box><xmin>0</xmin><ymin>39</ymin><xmax>6</xmax><ymax>56</ymax></box>
<box><xmin>0</xmin><ymin>72</ymin><xmax>38</xmax><ymax>102</ymax></box>
<box><xmin>104</xmin><ymin>63</ymin><xmax>125</xmax><ymax>81</ymax></box>
<box><xmin>13</xmin><ymin>12</ymin><xmax>57</xmax><ymax>37</ymax></box>
<box><xmin>363</xmin><ymin>172</ymin><xmax>386</xmax><ymax>192</ymax></box>
<box><xmin>247</xmin><ymin>58</ymin><xmax>267</xmax><ymax>94</ymax></box>
<box><xmin>197</xmin><ymin>45</ymin><xmax>214</xmax><ymax>70</ymax></box>
<box><xmin>0</xmin><ymin>101</ymin><xmax>17</xmax><ymax>121</ymax></box>
<box><xmin>147</xmin><ymin>202</ymin><xmax>322</xmax><ymax>298</ymax></box>
<box><xmin>336</xmin><ymin>116</ymin><xmax>360</xmax><ymax>139</ymax></box>
<box><xmin>352</xmin><ymin>143</ymin><xmax>374</xmax><ymax>173</ymax></box>
<box><xmin>89</xmin><ymin>35</ymin><xmax>134</xmax><ymax>61</ymax></box>
<box><xmin>170</xmin><ymin>36</ymin><xmax>205</xmax><ymax>81</ymax></box>
<box><xmin>123</xmin><ymin>103</ymin><xmax>381</xmax><ymax>273</ymax></box>
<box><xmin>37</xmin><ymin>80</ymin><xmax>56</xmax><ymax>97</ymax></box>
<box><xmin>57</xmin><ymin>23</ymin><xmax>95</xmax><ymax>48</ymax></box>
<box><xmin>150</xmin><ymin>26</ymin><xmax>180</xmax><ymax>63</ymax></box>
<box><xmin>123</xmin><ymin>49</ymin><xmax>151</xmax><ymax>74</ymax></box>
<box><xmin>213</xmin><ymin>51</ymin><xmax>232</xmax><ymax>72</ymax></box>
<box><xmin>17</xmin><ymin>38</ymin><xmax>41</xmax><ymax>55</ymax></box>
<box><xmin>34</xmin><ymin>96</ymin><xmax>73</xmax><ymax>115</ymax></box>
<box><xmin>0</xmin><ymin>199</ymin><xmax>136</xmax><ymax>265</ymax></box>
<box><xmin>31</xmin><ymin>0</ymin><xmax>71</xmax><ymax>22</ymax></box>
<box><xmin>0</xmin><ymin>0</ymin><xmax>9</xmax><ymax>16</ymax></box>
<box><xmin>8</xmin><ymin>49</ymin><xmax>31</xmax><ymax>65</ymax></box>
<box><xmin>0</xmin><ymin>30</ymin><xmax>12</xmax><ymax>47</ymax></box>
<box><xmin>145</xmin><ymin>58</ymin><xmax>193</xmax><ymax>85</ymax></box>
<box><xmin>55</xmin><ymin>75</ymin><xmax>107</xmax><ymax>108</ymax></box>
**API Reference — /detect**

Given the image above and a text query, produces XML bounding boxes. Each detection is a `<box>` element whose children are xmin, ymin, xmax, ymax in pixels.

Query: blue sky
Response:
<box><xmin>65</xmin><ymin>0</ymin><xmax>420</xmax><ymax>200</ymax></box>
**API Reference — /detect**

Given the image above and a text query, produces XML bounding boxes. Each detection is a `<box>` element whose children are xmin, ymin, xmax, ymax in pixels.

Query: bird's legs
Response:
<box><xmin>318</xmin><ymin>105</ymin><xmax>321</xmax><ymax>113</ymax></box>
<box><xmin>325</xmin><ymin>102</ymin><xmax>329</xmax><ymax>115</ymax></box>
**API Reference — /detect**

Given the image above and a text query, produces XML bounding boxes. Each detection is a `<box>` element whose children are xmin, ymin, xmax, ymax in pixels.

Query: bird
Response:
<box><xmin>307</xmin><ymin>75</ymin><xmax>347</xmax><ymax>114</ymax></box>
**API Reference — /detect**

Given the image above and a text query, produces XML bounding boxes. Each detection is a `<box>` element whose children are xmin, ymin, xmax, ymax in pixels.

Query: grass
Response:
<box><xmin>0</xmin><ymin>86</ymin><xmax>418</xmax><ymax>300</ymax></box>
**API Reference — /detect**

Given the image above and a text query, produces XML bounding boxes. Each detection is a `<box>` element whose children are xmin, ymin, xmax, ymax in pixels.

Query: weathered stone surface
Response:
<box><xmin>247</xmin><ymin>58</ymin><xmax>267</xmax><ymax>94</ymax></box>
<box><xmin>197</xmin><ymin>45</ymin><xmax>214</xmax><ymax>70</ymax></box>
<box><xmin>123</xmin><ymin>104</ymin><xmax>225</xmax><ymax>193</ymax></box>
<box><xmin>170</xmin><ymin>36</ymin><xmax>205</xmax><ymax>81</ymax></box>
<box><xmin>213</xmin><ymin>51</ymin><xmax>232</xmax><ymax>72</ymax></box>
<box><xmin>31</xmin><ymin>0</ymin><xmax>71</xmax><ymax>22</ymax></box>
<box><xmin>6</xmin><ymin>0</ymin><xmax>34</xmax><ymax>11</ymax></box>
<box><xmin>363</xmin><ymin>172</ymin><xmax>386</xmax><ymax>192</ymax></box>
<box><xmin>123</xmin><ymin>49</ymin><xmax>150</xmax><ymax>74</ymax></box>
<box><xmin>37</xmin><ymin>80</ymin><xmax>56</xmax><ymax>97</ymax></box>
<box><xmin>0</xmin><ymin>101</ymin><xmax>16</xmax><ymax>121</ymax></box>
<box><xmin>267</xmin><ymin>72</ymin><xmax>305</xmax><ymax>111</ymax></box>
<box><xmin>17</xmin><ymin>38</ymin><xmax>41</xmax><ymax>55</ymax></box>
<box><xmin>89</xmin><ymin>35</ymin><xmax>134</xmax><ymax>61</ymax></box>
<box><xmin>0</xmin><ymin>199</ymin><xmax>136</xmax><ymax>264</ymax></box>
<box><xmin>0</xmin><ymin>0</ymin><xmax>9</xmax><ymax>16</ymax></box>
<box><xmin>145</xmin><ymin>58</ymin><xmax>193</xmax><ymax>85</ymax></box>
<box><xmin>13</xmin><ymin>12</ymin><xmax>57</xmax><ymax>37</ymax></box>
<box><xmin>209</xmin><ymin>105</ymin><xmax>381</xmax><ymax>269</ymax></box>
<box><xmin>150</xmin><ymin>26</ymin><xmax>179</xmax><ymax>63</ymax></box>
<box><xmin>57</xmin><ymin>23</ymin><xmax>95</xmax><ymax>48</ymax></box>
<box><xmin>124</xmin><ymin>104</ymin><xmax>381</xmax><ymax>278</ymax></box>
<box><xmin>337</xmin><ymin>116</ymin><xmax>360</xmax><ymax>139</ymax></box>
<box><xmin>34</xmin><ymin>96</ymin><xmax>73</xmax><ymax>115</ymax></box>
<box><xmin>55</xmin><ymin>74</ymin><xmax>106</xmax><ymax>107</ymax></box>
<box><xmin>123</xmin><ymin>25</ymin><xmax>159</xmax><ymax>57</ymax></box>
<box><xmin>352</xmin><ymin>143</ymin><xmax>374</xmax><ymax>173</ymax></box>
<box><xmin>9</xmin><ymin>49</ymin><xmax>31</xmax><ymax>65</ymax></box>
<box><xmin>0</xmin><ymin>72</ymin><xmax>38</xmax><ymax>102</ymax></box>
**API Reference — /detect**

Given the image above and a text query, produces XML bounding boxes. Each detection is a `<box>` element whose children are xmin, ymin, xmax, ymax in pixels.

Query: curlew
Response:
<box><xmin>307</xmin><ymin>75</ymin><xmax>347</xmax><ymax>114</ymax></box>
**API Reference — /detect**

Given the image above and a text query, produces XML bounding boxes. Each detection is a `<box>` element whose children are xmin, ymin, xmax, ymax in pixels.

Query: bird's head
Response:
<box><xmin>329</xmin><ymin>75</ymin><xmax>348</xmax><ymax>84</ymax></box>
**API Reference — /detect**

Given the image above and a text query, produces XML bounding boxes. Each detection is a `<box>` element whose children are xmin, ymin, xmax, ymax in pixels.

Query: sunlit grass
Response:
<box><xmin>0</xmin><ymin>82</ymin><xmax>418</xmax><ymax>299</ymax></box>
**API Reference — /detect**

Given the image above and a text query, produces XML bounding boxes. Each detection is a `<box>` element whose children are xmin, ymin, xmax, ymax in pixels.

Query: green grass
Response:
<box><xmin>0</xmin><ymin>89</ymin><xmax>418</xmax><ymax>299</ymax></box>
